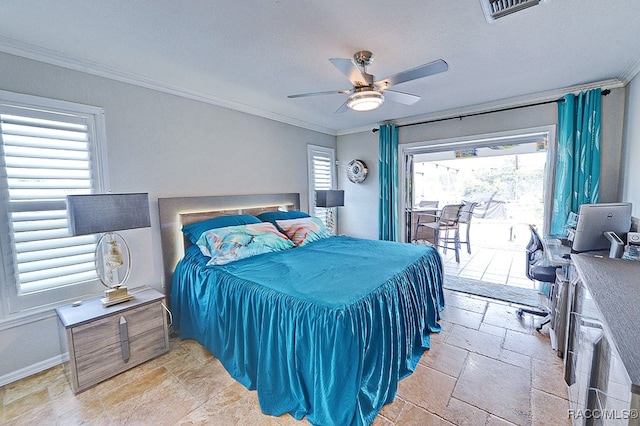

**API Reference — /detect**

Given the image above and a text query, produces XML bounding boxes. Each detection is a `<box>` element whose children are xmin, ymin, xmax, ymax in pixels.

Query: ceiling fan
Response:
<box><xmin>288</xmin><ymin>50</ymin><xmax>448</xmax><ymax>113</ymax></box>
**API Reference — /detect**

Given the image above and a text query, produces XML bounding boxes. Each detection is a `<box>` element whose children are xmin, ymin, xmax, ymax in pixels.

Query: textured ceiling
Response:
<box><xmin>1</xmin><ymin>1</ymin><xmax>639</xmax><ymax>135</ymax></box>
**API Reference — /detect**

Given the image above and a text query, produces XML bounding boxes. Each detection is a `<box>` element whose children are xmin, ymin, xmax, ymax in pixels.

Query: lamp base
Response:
<box><xmin>101</xmin><ymin>286</ymin><xmax>134</xmax><ymax>307</ymax></box>
<box><xmin>326</xmin><ymin>208</ymin><xmax>336</xmax><ymax>234</ymax></box>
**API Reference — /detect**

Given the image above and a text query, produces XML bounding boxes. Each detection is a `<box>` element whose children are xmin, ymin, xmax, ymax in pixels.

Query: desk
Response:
<box><xmin>564</xmin><ymin>255</ymin><xmax>640</xmax><ymax>424</ymax></box>
<box><xmin>542</xmin><ymin>237</ymin><xmax>572</xmax><ymax>267</ymax></box>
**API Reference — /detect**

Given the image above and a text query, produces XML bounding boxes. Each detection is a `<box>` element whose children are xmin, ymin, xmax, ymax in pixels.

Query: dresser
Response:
<box><xmin>56</xmin><ymin>287</ymin><xmax>169</xmax><ymax>394</ymax></box>
<box><xmin>565</xmin><ymin>255</ymin><xmax>640</xmax><ymax>425</ymax></box>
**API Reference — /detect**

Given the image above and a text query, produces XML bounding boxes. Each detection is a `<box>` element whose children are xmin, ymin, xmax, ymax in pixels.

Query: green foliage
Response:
<box><xmin>461</xmin><ymin>156</ymin><xmax>543</xmax><ymax>203</ymax></box>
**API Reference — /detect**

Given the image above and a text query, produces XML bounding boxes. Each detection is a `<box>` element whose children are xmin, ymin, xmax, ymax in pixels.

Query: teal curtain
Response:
<box><xmin>550</xmin><ymin>88</ymin><xmax>601</xmax><ymax>236</ymax></box>
<box><xmin>378</xmin><ymin>123</ymin><xmax>399</xmax><ymax>241</ymax></box>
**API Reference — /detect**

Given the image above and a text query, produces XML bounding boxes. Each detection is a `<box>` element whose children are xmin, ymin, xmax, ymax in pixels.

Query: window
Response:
<box><xmin>0</xmin><ymin>92</ymin><xmax>107</xmax><ymax>315</ymax></box>
<box><xmin>307</xmin><ymin>145</ymin><xmax>336</xmax><ymax>226</ymax></box>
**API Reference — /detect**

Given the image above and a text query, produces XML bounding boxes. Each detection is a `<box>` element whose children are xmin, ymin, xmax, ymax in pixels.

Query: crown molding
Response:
<box><xmin>395</xmin><ymin>78</ymin><xmax>626</xmax><ymax>129</ymax></box>
<box><xmin>620</xmin><ymin>55</ymin><xmax>640</xmax><ymax>84</ymax></box>
<box><xmin>0</xmin><ymin>36</ymin><xmax>337</xmax><ymax>136</ymax></box>
<box><xmin>336</xmin><ymin>78</ymin><xmax>626</xmax><ymax>136</ymax></box>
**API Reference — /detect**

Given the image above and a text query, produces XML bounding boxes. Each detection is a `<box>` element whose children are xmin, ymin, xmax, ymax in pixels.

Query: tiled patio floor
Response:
<box><xmin>418</xmin><ymin>220</ymin><xmax>539</xmax><ymax>291</ymax></box>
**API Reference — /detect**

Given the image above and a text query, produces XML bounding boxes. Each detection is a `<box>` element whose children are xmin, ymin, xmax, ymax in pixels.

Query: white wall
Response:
<box><xmin>336</xmin><ymin>131</ymin><xmax>379</xmax><ymax>239</ymax></box>
<box><xmin>621</xmin><ymin>74</ymin><xmax>640</xmax><ymax>219</ymax></box>
<box><xmin>337</xmin><ymin>87</ymin><xmax>628</xmax><ymax>239</ymax></box>
<box><xmin>0</xmin><ymin>52</ymin><xmax>335</xmax><ymax>381</ymax></box>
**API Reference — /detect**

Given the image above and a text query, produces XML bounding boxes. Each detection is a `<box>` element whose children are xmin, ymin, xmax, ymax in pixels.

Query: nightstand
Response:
<box><xmin>56</xmin><ymin>287</ymin><xmax>169</xmax><ymax>394</ymax></box>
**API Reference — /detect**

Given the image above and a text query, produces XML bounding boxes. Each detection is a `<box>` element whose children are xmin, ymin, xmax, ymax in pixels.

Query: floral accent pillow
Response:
<box><xmin>275</xmin><ymin>216</ymin><xmax>331</xmax><ymax>247</ymax></box>
<box><xmin>196</xmin><ymin>222</ymin><xmax>294</xmax><ymax>265</ymax></box>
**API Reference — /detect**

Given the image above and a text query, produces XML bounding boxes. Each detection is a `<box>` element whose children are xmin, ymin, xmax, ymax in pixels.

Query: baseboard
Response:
<box><xmin>0</xmin><ymin>352</ymin><xmax>69</xmax><ymax>387</ymax></box>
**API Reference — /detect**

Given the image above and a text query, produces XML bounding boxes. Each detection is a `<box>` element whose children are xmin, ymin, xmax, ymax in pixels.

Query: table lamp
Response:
<box><xmin>66</xmin><ymin>193</ymin><xmax>151</xmax><ymax>307</ymax></box>
<box><xmin>315</xmin><ymin>189</ymin><xmax>344</xmax><ymax>234</ymax></box>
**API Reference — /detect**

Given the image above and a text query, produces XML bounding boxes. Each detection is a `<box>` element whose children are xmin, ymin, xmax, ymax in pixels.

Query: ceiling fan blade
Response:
<box><xmin>334</xmin><ymin>101</ymin><xmax>350</xmax><ymax>114</ymax></box>
<box><xmin>382</xmin><ymin>90</ymin><xmax>421</xmax><ymax>105</ymax></box>
<box><xmin>288</xmin><ymin>89</ymin><xmax>351</xmax><ymax>99</ymax></box>
<box><xmin>329</xmin><ymin>58</ymin><xmax>369</xmax><ymax>86</ymax></box>
<box><xmin>375</xmin><ymin>59</ymin><xmax>448</xmax><ymax>89</ymax></box>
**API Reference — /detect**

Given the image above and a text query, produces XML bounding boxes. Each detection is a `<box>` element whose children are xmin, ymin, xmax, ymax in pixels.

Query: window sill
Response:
<box><xmin>0</xmin><ymin>307</ymin><xmax>59</xmax><ymax>332</ymax></box>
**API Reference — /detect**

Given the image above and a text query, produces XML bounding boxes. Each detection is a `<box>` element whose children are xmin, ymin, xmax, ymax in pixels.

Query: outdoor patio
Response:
<box><xmin>416</xmin><ymin>219</ymin><xmax>538</xmax><ymax>291</ymax></box>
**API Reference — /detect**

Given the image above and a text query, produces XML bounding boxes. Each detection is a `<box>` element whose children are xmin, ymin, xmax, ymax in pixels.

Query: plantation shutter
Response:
<box><xmin>307</xmin><ymin>145</ymin><xmax>336</xmax><ymax>225</ymax></box>
<box><xmin>0</xmin><ymin>106</ymin><xmax>99</xmax><ymax>299</ymax></box>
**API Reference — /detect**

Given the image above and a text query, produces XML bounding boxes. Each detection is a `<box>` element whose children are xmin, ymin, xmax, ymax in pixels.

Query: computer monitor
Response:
<box><xmin>570</xmin><ymin>202</ymin><xmax>632</xmax><ymax>253</ymax></box>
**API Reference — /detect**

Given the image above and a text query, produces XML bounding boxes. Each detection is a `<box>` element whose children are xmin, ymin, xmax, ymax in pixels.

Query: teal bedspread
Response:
<box><xmin>171</xmin><ymin>236</ymin><xmax>444</xmax><ymax>425</ymax></box>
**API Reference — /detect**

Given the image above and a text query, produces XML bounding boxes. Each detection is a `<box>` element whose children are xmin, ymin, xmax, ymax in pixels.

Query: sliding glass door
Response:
<box><xmin>400</xmin><ymin>127</ymin><xmax>556</xmax><ymax>246</ymax></box>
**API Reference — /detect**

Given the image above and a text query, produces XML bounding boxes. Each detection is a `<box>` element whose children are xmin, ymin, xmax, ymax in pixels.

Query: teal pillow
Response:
<box><xmin>182</xmin><ymin>214</ymin><xmax>261</xmax><ymax>244</ymax></box>
<box><xmin>196</xmin><ymin>222</ymin><xmax>295</xmax><ymax>265</ymax></box>
<box><xmin>257</xmin><ymin>210</ymin><xmax>310</xmax><ymax>230</ymax></box>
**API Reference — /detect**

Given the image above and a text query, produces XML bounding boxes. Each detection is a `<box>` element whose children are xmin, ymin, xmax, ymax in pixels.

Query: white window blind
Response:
<box><xmin>307</xmin><ymin>145</ymin><xmax>336</xmax><ymax>225</ymax></box>
<box><xmin>0</xmin><ymin>99</ymin><xmax>105</xmax><ymax>313</ymax></box>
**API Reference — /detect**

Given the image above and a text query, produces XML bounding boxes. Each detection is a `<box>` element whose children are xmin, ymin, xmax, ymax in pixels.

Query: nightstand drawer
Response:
<box><xmin>75</xmin><ymin>325</ymin><xmax>167</xmax><ymax>389</ymax></box>
<box><xmin>72</xmin><ymin>301</ymin><xmax>164</xmax><ymax>351</ymax></box>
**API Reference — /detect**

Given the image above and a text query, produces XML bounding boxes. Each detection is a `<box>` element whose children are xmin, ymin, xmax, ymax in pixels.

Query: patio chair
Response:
<box><xmin>418</xmin><ymin>200</ymin><xmax>439</xmax><ymax>209</ymax></box>
<box><xmin>516</xmin><ymin>225</ymin><xmax>559</xmax><ymax>330</ymax></box>
<box><xmin>414</xmin><ymin>200</ymin><xmax>440</xmax><ymax>241</ymax></box>
<box><xmin>456</xmin><ymin>202</ymin><xmax>478</xmax><ymax>254</ymax></box>
<box><xmin>418</xmin><ymin>204</ymin><xmax>464</xmax><ymax>262</ymax></box>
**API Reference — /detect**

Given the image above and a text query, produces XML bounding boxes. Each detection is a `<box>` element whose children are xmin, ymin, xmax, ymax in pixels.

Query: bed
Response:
<box><xmin>158</xmin><ymin>193</ymin><xmax>444</xmax><ymax>426</ymax></box>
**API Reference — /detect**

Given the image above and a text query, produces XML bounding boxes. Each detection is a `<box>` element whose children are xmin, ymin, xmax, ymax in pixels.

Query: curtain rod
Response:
<box><xmin>371</xmin><ymin>89</ymin><xmax>610</xmax><ymax>133</ymax></box>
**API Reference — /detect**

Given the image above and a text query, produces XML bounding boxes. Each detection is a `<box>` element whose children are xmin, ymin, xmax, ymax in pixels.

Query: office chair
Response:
<box><xmin>516</xmin><ymin>224</ymin><xmax>559</xmax><ymax>330</ymax></box>
<box><xmin>419</xmin><ymin>204</ymin><xmax>464</xmax><ymax>262</ymax></box>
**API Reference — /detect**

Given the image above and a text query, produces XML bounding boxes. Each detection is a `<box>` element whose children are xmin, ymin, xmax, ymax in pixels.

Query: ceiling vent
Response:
<box><xmin>481</xmin><ymin>0</ymin><xmax>544</xmax><ymax>22</ymax></box>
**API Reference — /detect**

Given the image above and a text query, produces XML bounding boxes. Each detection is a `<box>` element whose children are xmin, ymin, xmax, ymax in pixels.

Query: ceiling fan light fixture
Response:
<box><xmin>347</xmin><ymin>91</ymin><xmax>384</xmax><ymax>112</ymax></box>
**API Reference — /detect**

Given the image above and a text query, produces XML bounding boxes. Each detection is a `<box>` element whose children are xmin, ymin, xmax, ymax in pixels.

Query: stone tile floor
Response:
<box><xmin>1</xmin><ymin>289</ymin><xmax>571</xmax><ymax>425</ymax></box>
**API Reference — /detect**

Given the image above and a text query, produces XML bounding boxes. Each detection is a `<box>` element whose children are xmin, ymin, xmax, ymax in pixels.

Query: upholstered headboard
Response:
<box><xmin>157</xmin><ymin>193</ymin><xmax>300</xmax><ymax>299</ymax></box>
